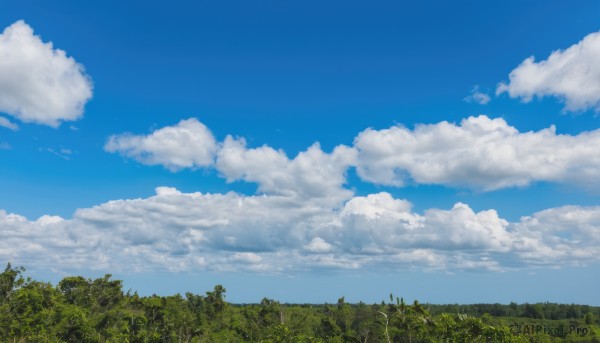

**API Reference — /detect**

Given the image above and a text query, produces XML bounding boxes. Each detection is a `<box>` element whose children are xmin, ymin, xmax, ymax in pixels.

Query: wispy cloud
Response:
<box><xmin>0</xmin><ymin>116</ymin><xmax>18</xmax><ymax>131</ymax></box>
<box><xmin>464</xmin><ymin>85</ymin><xmax>491</xmax><ymax>105</ymax></box>
<box><xmin>43</xmin><ymin>147</ymin><xmax>74</xmax><ymax>160</ymax></box>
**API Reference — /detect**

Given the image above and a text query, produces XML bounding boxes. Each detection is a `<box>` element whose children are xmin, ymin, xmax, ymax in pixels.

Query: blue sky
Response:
<box><xmin>1</xmin><ymin>0</ymin><xmax>600</xmax><ymax>304</ymax></box>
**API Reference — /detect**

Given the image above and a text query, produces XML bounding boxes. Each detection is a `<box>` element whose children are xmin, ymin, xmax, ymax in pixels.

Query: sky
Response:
<box><xmin>1</xmin><ymin>0</ymin><xmax>600</xmax><ymax>305</ymax></box>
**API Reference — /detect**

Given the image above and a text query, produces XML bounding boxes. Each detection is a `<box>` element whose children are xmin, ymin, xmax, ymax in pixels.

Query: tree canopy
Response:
<box><xmin>1</xmin><ymin>264</ymin><xmax>598</xmax><ymax>342</ymax></box>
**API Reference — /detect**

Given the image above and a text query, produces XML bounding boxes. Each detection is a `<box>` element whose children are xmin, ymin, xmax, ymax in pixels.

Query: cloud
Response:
<box><xmin>335</xmin><ymin>194</ymin><xmax>512</xmax><ymax>256</ymax></box>
<box><xmin>0</xmin><ymin>116</ymin><xmax>18</xmax><ymax>131</ymax></box>
<box><xmin>105</xmin><ymin>118</ymin><xmax>218</xmax><ymax>171</ymax></box>
<box><xmin>0</xmin><ymin>142</ymin><xmax>11</xmax><ymax>150</ymax></box>
<box><xmin>216</xmin><ymin>136</ymin><xmax>356</xmax><ymax>203</ymax></box>
<box><xmin>107</xmin><ymin>118</ymin><xmax>356</xmax><ymax>202</ymax></box>
<box><xmin>1</xmin><ymin>188</ymin><xmax>598</xmax><ymax>274</ymax></box>
<box><xmin>304</xmin><ymin>237</ymin><xmax>333</xmax><ymax>253</ymax></box>
<box><xmin>0</xmin><ymin>20</ymin><xmax>92</xmax><ymax>127</ymax></box>
<box><xmin>353</xmin><ymin>115</ymin><xmax>600</xmax><ymax>190</ymax></box>
<box><xmin>108</xmin><ymin>115</ymin><xmax>600</xmax><ymax>193</ymax></box>
<box><xmin>464</xmin><ymin>86</ymin><xmax>491</xmax><ymax>105</ymax></box>
<box><xmin>43</xmin><ymin>147</ymin><xmax>73</xmax><ymax>160</ymax></box>
<box><xmin>497</xmin><ymin>30</ymin><xmax>600</xmax><ymax>112</ymax></box>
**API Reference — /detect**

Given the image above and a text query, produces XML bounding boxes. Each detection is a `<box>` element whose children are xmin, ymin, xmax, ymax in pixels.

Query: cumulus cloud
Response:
<box><xmin>304</xmin><ymin>237</ymin><xmax>333</xmax><ymax>253</ymax></box>
<box><xmin>105</xmin><ymin>118</ymin><xmax>218</xmax><ymax>171</ymax></box>
<box><xmin>0</xmin><ymin>20</ymin><xmax>92</xmax><ymax>127</ymax></box>
<box><xmin>0</xmin><ymin>116</ymin><xmax>18</xmax><ymax>130</ymax></box>
<box><xmin>497</xmin><ymin>30</ymin><xmax>600</xmax><ymax>112</ymax></box>
<box><xmin>107</xmin><ymin>118</ymin><xmax>356</xmax><ymax>202</ymax></box>
<box><xmin>353</xmin><ymin>115</ymin><xmax>600</xmax><ymax>190</ymax></box>
<box><xmin>216</xmin><ymin>136</ymin><xmax>356</xmax><ymax>203</ymax></box>
<box><xmin>512</xmin><ymin>206</ymin><xmax>600</xmax><ymax>265</ymax></box>
<box><xmin>1</xmin><ymin>188</ymin><xmax>598</xmax><ymax>274</ymax></box>
<box><xmin>107</xmin><ymin>115</ymin><xmax>600</xmax><ymax>193</ymax></box>
<box><xmin>464</xmin><ymin>86</ymin><xmax>491</xmax><ymax>105</ymax></box>
<box><xmin>333</xmin><ymin>194</ymin><xmax>511</xmax><ymax>256</ymax></box>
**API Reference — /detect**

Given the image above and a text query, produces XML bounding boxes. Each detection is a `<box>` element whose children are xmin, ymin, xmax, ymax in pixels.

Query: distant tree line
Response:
<box><xmin>1</xmin><ymin>264</ymin><xmax>599</xmax><ymax>342</ymax></box>
<box><xmin>426</xmin><ymin>302</ymin><xmax>600</xmax><ymax>321</ymax></box>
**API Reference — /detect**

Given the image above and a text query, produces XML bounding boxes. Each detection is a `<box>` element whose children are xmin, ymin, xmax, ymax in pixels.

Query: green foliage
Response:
<box><xmin>0</xmin><ymin>263</ymin><xmax>26</xmax><ymax>303</ymax></box>
<box><xmin>1</xmin><ymin>264</ymin><xmax>599</xmax><ymax>343</ymax></box>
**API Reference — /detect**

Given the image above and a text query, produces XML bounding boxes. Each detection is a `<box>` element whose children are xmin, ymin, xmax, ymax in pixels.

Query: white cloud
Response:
<box><xmin>1</xmin><ymin>188</ymin><xmax>598</xmax><ymax>274</ymax></box>
<box><xmin>216</xmin><ymin>135</ymin><xmax>356</xmax><ymax>203</ymax></box>
<box><xmin>512</xmin><ymin>206</ymin><xmax>600</xmax><ymax>265</ymax></box>
<box><xmin>304</xmin><ymin>237</ymin><xmax>333</xmax><ymax>253</ymax></box>
<box><xmin>107</xmin><ymin>115</ymin><xmax>600</xmax><ymax>193</ymax></box>
<box><xmin>353</xmin><ymin>115</ymin><xmax>600</xmax><ymax>190</ymax></box>
<box><xmin>105</xmin><ymin>118</ymin><xmax>218</xmax><ymax>171</ymax></box>
<box><xmin>230</xmin><ymin>252</ymin><xmax>263</xmax><ymax>264</ymax></box>
<box><xmin>0</xmin><ymin>20</ymin><xmax>92</xmax><ymax>127</ymax></box>
<box><xmin>108</xmin><ymin>117</ymin><xmax>357</xmax><ymax>204</ymax></box>
<box><xmin>44</xmin><ymin>147</ymin><xmax>73</xmax><ymax>160</ymax></box>
<box><xmin>0</xmin><ymin>142</ymin><xmax>11</xmax><ymax>150</ymax></box>
<box><xmin>50</xmin><ymin>114</ymin><xmax>600</xmax><ymax>274</ymax></box>
<box><xmin>497</xmin><ymin>30</ymin><xmax>600</xmax><ymax>112</ymax></box>
<box><xmin>0</xmin><ymin>116</ymin><xmax>18</xmax><ymax>131</ymax></box>
<box><xmin>333</xmin><ymin>194</ymin><xmax>511</xmax><ymax>256</ymax></box>
<box><xmin>464</xmin><ymin>86</ymin><xmax>491</xmax><ymax>105</ymax></box>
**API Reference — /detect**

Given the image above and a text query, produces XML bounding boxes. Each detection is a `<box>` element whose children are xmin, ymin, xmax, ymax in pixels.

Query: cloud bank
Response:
<box><xmin>354</xmin><ymin>115</ymin><xmax>600</xmax><ymax>190</ymax></box>
<box><xmin>107</xmin><ymin>115</ymin><xmax>600</xmax><ymax>192</ymax></box>
<box><xmin>1</xmin><ymin>188</ymin><xmax>598</xmax><ymax>274</ymax></box>
<box><xmin>93</xmin><ymin>116</ymin><xmax>600</xmax><ymax>274</ymax></box>
<box><xmin>497</xmin><ymin>30</ymin><xmax>600</xmax><ymax>113</ymax></box>
<box><xmin>0</xmin><ymin>20</ymin><xmax>92</xmax><ymax>127</ymax></box>
<box><xmin>5</xmin><ymin>22</ymin><xmax>600</xmax><ymax>277</ymax></box>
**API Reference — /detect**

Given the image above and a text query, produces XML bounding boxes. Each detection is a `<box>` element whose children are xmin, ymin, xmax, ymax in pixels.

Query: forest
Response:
<box><xmin>1</xmin><ymin>264</ymin><xmax>599</xmax><ymax>342</ymax></box>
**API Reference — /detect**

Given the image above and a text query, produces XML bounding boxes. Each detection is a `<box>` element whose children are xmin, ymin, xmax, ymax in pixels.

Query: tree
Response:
<box><xmin>4</xmin><ymin>281</ymin><xmax>60</xmax><ymax>341</ymax></box>
<box><xmin>57</xmin><ymin>276</ymin><xmax>92</xmax><ymax>308</ymax></box>
<box><xmin>89</xmin><ymin>274</ymin><xmax>124</xmax><ymax>311</ymax></box>
<box><xmin>316</xmin><ymin>315</ymin><xmax>342</xmax><ymax>340</ymax></box>
<box><xmin>335</xmin><ymin>297</ymin><xmax>352</xmax><ymax>336</ymax></box>
<box><xmin>388</xmin><ymin>296</ymin><xmax>434</xmax><ymax>343</ymax></box>
<box><xmin>586</xmin><ymin>312</ymin><xmax>597</xmax><ymax>325</ymax></box>
<box><xmin>259</xmin><ymin>298</ymin><xmax>283</xmax><ymax>328</ymax></box>
<box><xmin>55</xmin><ymin>304</ymin><xmax>97</xmax><ymax>342</ymax></box>
<box><xmin>205</xmin><ymin>284</ymin><xmax>227</xmax><ymax>319</ymax></box>
<box><xmin>524</xmin><ymin>303</ymin><xmax>544</xmax><ymax>319</ymax></box>
<box><xmin>0</xmin><ymin>263</ymin><xmax>26</xmax><ymax>304</ymax></box>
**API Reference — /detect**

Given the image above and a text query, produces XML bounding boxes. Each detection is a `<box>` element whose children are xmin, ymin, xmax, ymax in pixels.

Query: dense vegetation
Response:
<box><xmin>1</xmin><ymin>264</ymin><xmax>599</xmax><ymax>342</ymax></box>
